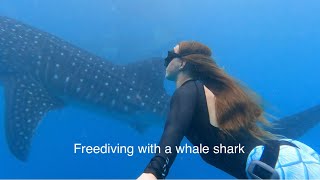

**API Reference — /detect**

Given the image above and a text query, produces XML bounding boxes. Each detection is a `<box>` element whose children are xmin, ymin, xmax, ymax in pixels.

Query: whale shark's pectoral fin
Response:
<box><xmin>2</xmin><ymin>74</ymin><xmax>64</xmax><ymax>161</ymax></box>
<box><xmin>268</xmin><ymin>105</ymin><xmax>320</xmax><ymax>139</ymax></box>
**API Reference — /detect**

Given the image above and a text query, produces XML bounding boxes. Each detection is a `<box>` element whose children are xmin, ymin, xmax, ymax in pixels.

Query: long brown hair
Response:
<box><xmin>178</xmin><ymin>41</ymin><xmax>277</xmax><ymax>141</ymax></box>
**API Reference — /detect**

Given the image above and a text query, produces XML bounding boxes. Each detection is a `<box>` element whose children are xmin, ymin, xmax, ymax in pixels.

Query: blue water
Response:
<box><xmin>0</xmin><ymin>0</ymin><xmax>319</xmax><ymax>179</ymax></box>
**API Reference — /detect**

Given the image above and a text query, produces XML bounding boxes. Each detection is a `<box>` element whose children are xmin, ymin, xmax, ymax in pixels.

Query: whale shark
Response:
<box><xmin>0</xmin><ymin>16</ymin><xmax>319</xmax><ymax>161</ymax></box>
<box><xmin>0</xmin><ymin>16</ymin><xmax>171</xmax><ymax>161</ymax></box>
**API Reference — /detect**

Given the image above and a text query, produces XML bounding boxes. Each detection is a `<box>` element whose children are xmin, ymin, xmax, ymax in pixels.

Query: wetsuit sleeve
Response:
<box><xmin>143</xmin><ymin>82</ymin><xmax>198</xmax><ymax>179</ymax></box>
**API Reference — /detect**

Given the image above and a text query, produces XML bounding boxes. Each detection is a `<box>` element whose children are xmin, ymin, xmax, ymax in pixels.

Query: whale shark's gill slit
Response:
<box><xmin>3</xmin><ymin>74</ymin><xmax>64</xmax><ymax>161</ymax></box>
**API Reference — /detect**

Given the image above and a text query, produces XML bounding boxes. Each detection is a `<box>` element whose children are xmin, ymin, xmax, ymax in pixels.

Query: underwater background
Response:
<box><xmin>0</xmin><ymin>0</ymin><xmax>319</xmax><ymax>179</ymax></box>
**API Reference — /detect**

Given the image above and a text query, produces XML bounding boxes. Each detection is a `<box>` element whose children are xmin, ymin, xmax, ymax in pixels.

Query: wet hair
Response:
<box><xmin>178</xmin><ymin>41</ymin><xmax>277</xmax><ymax>141</ymax></box>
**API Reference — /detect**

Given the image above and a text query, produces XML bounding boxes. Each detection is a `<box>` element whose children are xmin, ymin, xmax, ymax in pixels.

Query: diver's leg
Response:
<box><xmin>275</xmin><ymin>139</ymin><xmax>320</xmax><ymax>179</ymax></box>
<box><xmin>246</xmin><ymin>140</ymin><xmax>320</xmax><ymax>179</ymax></box>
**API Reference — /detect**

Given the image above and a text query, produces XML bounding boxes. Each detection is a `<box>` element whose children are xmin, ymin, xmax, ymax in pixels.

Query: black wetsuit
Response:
<box><xmin>144</xmin><ymin>79</ymin><xmax>265</xmax><ymax>179</ymax></box>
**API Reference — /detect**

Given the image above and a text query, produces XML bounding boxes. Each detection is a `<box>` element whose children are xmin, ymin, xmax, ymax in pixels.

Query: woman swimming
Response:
<box><xmin>137</xmin><ymin>41</ymin><xmax>320</xmax><ymax>179</ymax></box>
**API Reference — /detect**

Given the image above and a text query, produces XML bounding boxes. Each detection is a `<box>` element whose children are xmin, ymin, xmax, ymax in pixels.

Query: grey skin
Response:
<box><xmin>0</xmin><ymin>16</ymin><xmax>319</xmax><ymax>161</ymax></box>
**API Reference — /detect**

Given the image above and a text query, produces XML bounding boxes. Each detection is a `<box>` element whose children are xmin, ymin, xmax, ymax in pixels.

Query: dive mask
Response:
<box><xmin>164</xmin><ymin>50</ymin><xmax>181</xmax><ymax>67</ymax></box>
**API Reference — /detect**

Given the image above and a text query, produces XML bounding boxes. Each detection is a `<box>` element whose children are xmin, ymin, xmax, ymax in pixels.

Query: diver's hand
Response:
<box><xmin>137</xmin><ymin>173</ymin><xmax>157</xmax><ymax>180</ymax></box>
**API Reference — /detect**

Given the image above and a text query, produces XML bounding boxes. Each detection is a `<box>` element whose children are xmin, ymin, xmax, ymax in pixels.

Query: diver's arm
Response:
<box><xmin>141</xmin><ymin>82</ymin><xmax>198</xmax><ymax>179</ymax></box>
